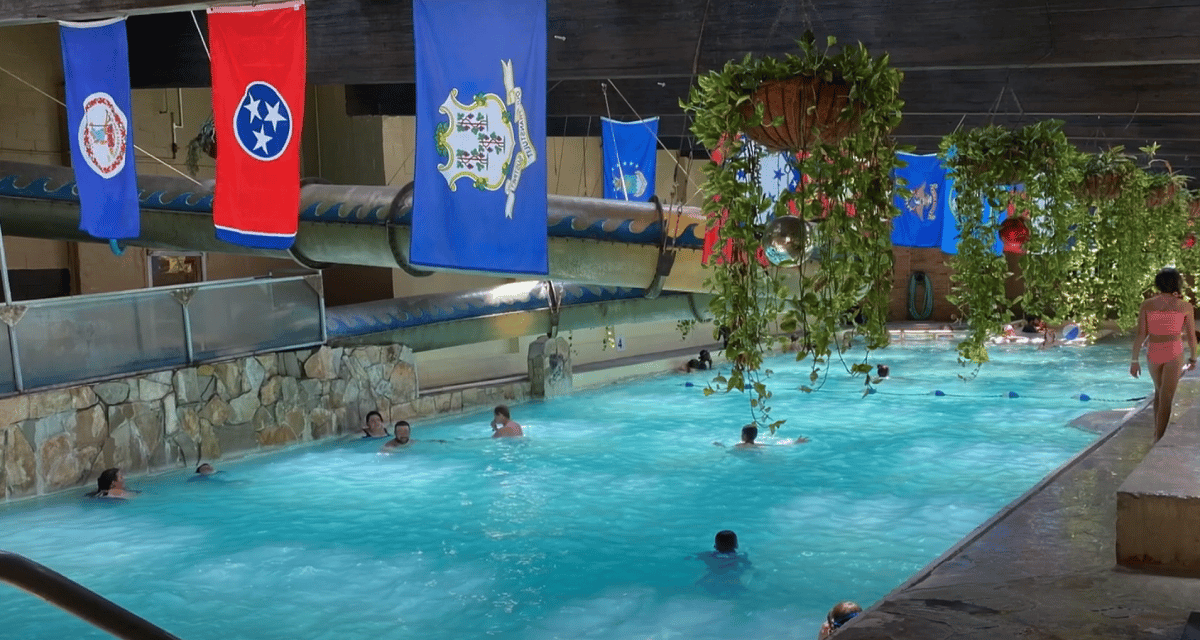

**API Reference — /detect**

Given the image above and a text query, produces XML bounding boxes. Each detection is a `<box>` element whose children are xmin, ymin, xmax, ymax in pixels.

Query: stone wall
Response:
<box><xmin>0</xmin><ymin>343</ymin><xmax>525</xmax><ymax>503</ymax></box>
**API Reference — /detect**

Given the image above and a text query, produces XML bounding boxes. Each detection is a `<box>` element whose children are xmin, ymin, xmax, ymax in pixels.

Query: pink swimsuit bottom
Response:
<box><xmin>1146</xmin><ymin>310</ymin><xmax>1185</xmax><ymax>364</ymax></box>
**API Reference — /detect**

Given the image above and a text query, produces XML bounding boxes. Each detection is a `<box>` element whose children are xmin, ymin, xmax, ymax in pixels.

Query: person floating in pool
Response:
<box><xmin>693</xmin><ymin>530</ymin><xmax>753</xmax><ymax>595</ymax></box>
<box><xmin>87</xmin><ymin>468</ymin><xmax>137</xmax><ymax>499</ymax></box>
<box><xmin>679</xmin><ymin>349</ymin><xmax>714</xmax><ymax>373</ymax></box>
<box><xmin>361</xmin><ymin>410</ymin><xmax>389</xmax><ymax>438</ymax></box>
<box><xmin>187</xmin><ymin>463</ymin><xmax>221</xmax><ymax>481</ymax></box>
<box><xmin>1130</xmin><ymin>267</ymin><xmax>1198</xmax><ymax>442</ymax></box>
<box><xmin>491</xmin><ymin>405</ymin><xmax>524</xmax><ymax>438</ymax></box>
<box><xmin>381</xmin><ymin>421</ymin><xmax>413</xmax><ymax>451</ymax></box>
<box><xmin>715</xmin><ymin>425</ymin><xmax>808</xmax><ymax>447</ymax></box>
<box><xmin>818</xmin><ymin>600</ymin><xmax>862</xmax><ymax>639</ymax></box>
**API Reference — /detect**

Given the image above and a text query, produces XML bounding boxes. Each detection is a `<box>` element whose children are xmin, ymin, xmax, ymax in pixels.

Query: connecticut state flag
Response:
<box><xmin>59</xmin><ymin>18</ymin><xmax>140</xmax><ymax>240</ymax></box>
<box><xmin>208</xmin><ymin>1</ymin><xmax>306</xmax><ymax>249</ymax></box>
<box><xmin>412</xmin><ymin>0</ymin><xmax>548</xmax><ymax>275</ymax></box>
<box><xmin>602</xmin><ymin>117</ymin><xmax>658</xmax><ymax>201</ymax></box>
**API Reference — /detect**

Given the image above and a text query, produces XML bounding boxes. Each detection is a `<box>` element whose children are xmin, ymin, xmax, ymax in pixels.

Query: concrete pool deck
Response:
<box><xmin>835</xmin><ymin>375</ymin><xmax>1200</xmax><ymax>640</ymax></box>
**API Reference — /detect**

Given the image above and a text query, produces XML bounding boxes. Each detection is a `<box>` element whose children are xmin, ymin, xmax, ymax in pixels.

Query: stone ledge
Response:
<box><xmin>1115</xmin><ymin>394</ymin><xmax>1200</xmax><ymax>575</ymax></box>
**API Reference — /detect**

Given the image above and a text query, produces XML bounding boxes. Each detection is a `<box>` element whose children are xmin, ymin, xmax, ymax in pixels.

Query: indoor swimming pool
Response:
<box><xmin>0</xmin><ymin>341</ymin><xmax>1147</xmax><ymax>640</ymax></box>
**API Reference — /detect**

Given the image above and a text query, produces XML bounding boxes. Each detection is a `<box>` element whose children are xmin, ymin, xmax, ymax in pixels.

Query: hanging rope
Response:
<box><xmin>604</xmin><ymin>79</ymin><xmax>708</xmax><ymax>204</ymax></box>
<box><xmin>600</xmin><ymin>82</ymin><xmax>630</xmax><ymax>201</ymax></box>
<box><xmin>0</xmin><ymin>64</ymin><xmax>203</xmax><ymax>186</ymax></box>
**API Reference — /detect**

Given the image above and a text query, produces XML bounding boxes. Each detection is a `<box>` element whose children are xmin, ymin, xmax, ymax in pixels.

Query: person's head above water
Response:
<box><xmin>876</xmin><ymin>364</ymin><xmax>889</xmax><ymax>378</ymax></box>
<box><xmin>195</xmin><ymin>463</ymin><xmax>215</xmax><ymax>475</ymax></box>
<box><xmin>740</xmin><ymin>425</ymin><xmax>758</xmax><ymax>444</ymax></box>
<box><xmin>714</xmin><ymin>530</ymin><xmax>739</xmax><ymax>554</ymax></box>
<box><xmin>699</xmin><ymin>349</ymin><xmax>712</xmax><ymax>364</ymax></box>
<box><xmin>1155</xmin><ymin>267</ymin><xmax>1183</xmax><ymax>294</ymax></box>
<box><xmin>823</xmin><ymin>601</ymin><xmax>862</xmax><ymax>636</ymax></box>
<box><xmin>393</xmin><ymin>421</ymin><xmax>411</xmax><ymax>440</ymax></box>
<box><xmin>97</xmin><ymin>467</ymin><xmax>122</xmax><ymax>492</ymax></box>
<box><xmin>365</xmin><ymin>411</ymin><xmax>383</xmax><ymax>427</ymax></box>
<box><xmin>494</xmin><ymin>405</ymin><xmax>511</xmax><ymax>421</ymax></box>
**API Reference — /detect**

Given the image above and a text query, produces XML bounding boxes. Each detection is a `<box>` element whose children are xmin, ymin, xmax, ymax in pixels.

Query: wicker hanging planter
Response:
<box><xmin>185</xmin><ymin>115</ymin><xmax>217</xmax><ymax>177</ymax></box>
<box><xmin>1146</xmin><ymin>182</ymin><xmax>1178</xmax><ymax>208</ymax></box>
<box><xmin>738</xmin><ymin>75</ymin><xmax>861</xmax><ymax>152</ymax></box>
<box><xmin>1076</xmin><ymin>172</ymin><xmax>1125</xmax><ymax>201</ymax></box>
<box><xmin>1188</xmin><ymin>197</ymin><xmax>1200</xmax><ymax>219</ymax></box>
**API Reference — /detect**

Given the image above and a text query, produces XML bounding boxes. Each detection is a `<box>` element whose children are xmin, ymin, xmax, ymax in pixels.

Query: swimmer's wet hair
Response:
<box><xmin>714</xmin><ymin>530</ymin><xmax>738</xmax><ymax>553</ymax></box>
<box><xmin>365</xmin><ymin>410</ymin><xmax>383</xmax><ymax>423</ymax></box>
<box><xmin>494</xmin><ymin>405</ymin><xmax>510</xmax><ymax>419</ymax></box>
<box><xmin>741</xmin><ymin>425</ymin><xmax>758</xmax><ymax>442</ymax></box>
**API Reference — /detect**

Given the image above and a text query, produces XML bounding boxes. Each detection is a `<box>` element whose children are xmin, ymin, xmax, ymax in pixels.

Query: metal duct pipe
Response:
<box><xmin>0</xmin><ymin>161</ymin><xmax>709</xmax><ymax>292</ymax></box>
<box><xmin>325</xmin><ymin>281</ymin><xmax>712</xmax><ymax>350</ymax></box>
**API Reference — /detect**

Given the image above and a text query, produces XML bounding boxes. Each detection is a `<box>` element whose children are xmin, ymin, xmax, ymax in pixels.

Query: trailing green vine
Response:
<box><xmin>939</xmin><ymin>121</ymin><xmax>1079</xmax><ymax>364</ymax></box>
<box><xmin>682</xmin><ymin>33</ymin><xmax>904</xmax><ymax>431</ymax></box>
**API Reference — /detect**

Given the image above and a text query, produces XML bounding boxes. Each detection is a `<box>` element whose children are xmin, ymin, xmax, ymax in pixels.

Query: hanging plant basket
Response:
<box><xmin>1188</xmin><ymin>197</ymin><xmax>1200</xmax><ymax>219</ymax></box>
<box><xmin>1146</xmin><ymin>181</ymin><xmax>1179</xmax><ymax>208</ymax></box>
<box><xmin>737</xmin><ymin>75</ymin><xmax>861</xmax><ymax>152</ymax></box>
<box><xmin>1077</xmin><ymin>172</ymin><xmax>1125</xmax><ymax>201</ymax></box>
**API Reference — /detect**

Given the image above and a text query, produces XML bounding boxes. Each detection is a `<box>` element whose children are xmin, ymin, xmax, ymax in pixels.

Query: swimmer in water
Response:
<box><xmin>87</xmin><ymin>468</ymin><xmax>137</xmax><ymax>499</ymax></box>
<box><xmin>693</xmin><ymin>530</ymin><xmax>753</xmax><ymax>594</ymax></box>
<box><xmin>381</xmin><ymin>421</ymin><xmax>413</xmax><ymax>451</ymax></box>
<box><xmin>362</xmin><ymin>410</ymin><xmax>389</xmax><ymax>438</ymax></box>
<box><xmin>490</xmin><ymin>405</ymin><xmax>524</xmax><ymax>438</ymax></box>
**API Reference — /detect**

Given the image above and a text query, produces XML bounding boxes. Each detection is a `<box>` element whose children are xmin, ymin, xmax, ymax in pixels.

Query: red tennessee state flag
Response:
<box><xmin>208</xmin><ymin>1</ymin><xmax>306</xmax><ymax>249</ymax></box>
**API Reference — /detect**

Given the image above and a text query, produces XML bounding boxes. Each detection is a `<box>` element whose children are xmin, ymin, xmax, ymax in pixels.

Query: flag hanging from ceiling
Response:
<box><xmin>412</xmin><ymin>0</ymin><xmax>548</xmax><ymax>274</ymax></box>
<box><xmin>891</xmin><ymin>152</ymin><xmax>950</xmax><ymax>248</ymax></box>
<box><xmin>601</xmin><ymin>116</ymin><xmax>658</xmax><ymax>201</ymax></box>
<box><xmin>702</xmin><ymin>136</ymin><xmax>795</xmax><ymax>265</ymax></box>
<box><xmin>59</xmin><ymin>17</ymin><xmax>140</xmax><ymax>240</ymax></box>
<box><xmin>208</xmin><ymin>0</ymin><xmax>306</xmax><ymax>249</ymax></box>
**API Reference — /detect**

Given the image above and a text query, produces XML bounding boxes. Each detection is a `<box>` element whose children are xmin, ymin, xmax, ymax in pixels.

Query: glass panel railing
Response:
<box><xmin>189</xmin><ymin>277</ymin><xmax>323</xmax><ymax>362</ymax></box>
<box><xmin>12</xmin><ymin>294</ymin><xmax>187</xmax><ymax>388</ymax></box>
<box><xmin>0</xmin><ymin>273</ymin><xmax>323</xmax><ymax>393</ymax></box>
<box><xmin>0</xmin><ymin>324</ymin><xmax>15</xmax><ymax>394</ymax></box>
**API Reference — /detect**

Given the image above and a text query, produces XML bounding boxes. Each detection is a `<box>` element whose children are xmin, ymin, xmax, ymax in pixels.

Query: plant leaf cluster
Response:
<box><xmin>681</xmin><ymin>33</ymin><xmax>904</xmax><ymax>431</ymax></box>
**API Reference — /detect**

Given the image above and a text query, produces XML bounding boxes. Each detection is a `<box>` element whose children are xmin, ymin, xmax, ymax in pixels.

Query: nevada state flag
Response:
<box><xmin>412</xmin><ymin>0</ymin><xmax>548</xmax><ymax>274</ymax></box>
<box><xmin>602</xmin><ymin>117</ymin><xmax>658</xmax><ymax>201</ymax></box>
<box><xmin>208</xmin><ymin>1</ymin><xmax>306</xmax><ymax>249</ymax></box>
<box><xmin>59</xmin><ymin>18</ymin><xmax>140</xmax><ymax>240</ymax></box>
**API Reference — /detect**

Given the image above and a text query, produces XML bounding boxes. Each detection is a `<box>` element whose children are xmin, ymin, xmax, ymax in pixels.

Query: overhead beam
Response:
<box><xmin>121</xmin><ymin>1</ymin><xmax>1200</xmax><ymax>88</ymax></box>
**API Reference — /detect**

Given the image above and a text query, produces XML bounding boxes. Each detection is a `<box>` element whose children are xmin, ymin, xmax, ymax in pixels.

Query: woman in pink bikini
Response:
<box><xmin>1130</xmin><ymin>267</ymin><xmax>1198</xmax><ymax>442</ymax></box>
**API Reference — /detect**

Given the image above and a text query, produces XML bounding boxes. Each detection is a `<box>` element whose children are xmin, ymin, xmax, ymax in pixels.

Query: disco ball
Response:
<box><xmin>763</xmin><ymin>216</ymin><xmax>812</xmax><ymax>266</ymax></box>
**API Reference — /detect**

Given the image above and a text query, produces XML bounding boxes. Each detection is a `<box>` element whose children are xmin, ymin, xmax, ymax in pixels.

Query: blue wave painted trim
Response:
<box><xmin>326</xmin><ymin>284</ymin><xmax>672</xmax><ymax>338</ymax></box>
<box><xmin>545</xmin><ymin>217</ymin><xmax>706</xmax><ymax>249</ymax></box>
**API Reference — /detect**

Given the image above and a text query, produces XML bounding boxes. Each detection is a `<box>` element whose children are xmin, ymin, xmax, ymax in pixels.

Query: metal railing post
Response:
<box><xmin>0</xmin><ymin>222</ymin><xmax>24</xmax><ymax>391</ymax></box>
<box><xmin>171</xmin><ymin>288</ymin><xmax>197</xmax><ymax>365</ymax></box>
<box><xmin>0</xmin><ymin>550</ymin><xmax>186</xmax><ymax>640</ymax></box>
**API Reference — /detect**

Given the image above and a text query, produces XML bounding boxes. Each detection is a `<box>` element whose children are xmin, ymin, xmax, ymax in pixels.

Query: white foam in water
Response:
<box><xmin>0</xmin><ymin>342</ymin><xmax>1146</xmax><ymax>640</ymax></box>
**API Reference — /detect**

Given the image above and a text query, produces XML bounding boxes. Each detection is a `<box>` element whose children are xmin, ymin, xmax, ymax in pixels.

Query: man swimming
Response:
<box><xmin>381</xmin><ymin>421</ymin><xmax>413</xmax><ymax>451</ymax></box>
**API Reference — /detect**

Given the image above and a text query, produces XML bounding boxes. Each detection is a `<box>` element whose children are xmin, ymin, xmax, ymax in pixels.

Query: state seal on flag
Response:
<box><xmin>77</xmin><ymin>92</ymin><xmax>129</xmax><ymax>179</ymax></box>
<box><xmin>233</xmin><ymin>81</ymin><xmax>293</xmax><ymax>162</ymax></box>
<box><xmin>434</xmin><ymin>60</ymin><xmax>536</xmax><ymax>218</ymax></box>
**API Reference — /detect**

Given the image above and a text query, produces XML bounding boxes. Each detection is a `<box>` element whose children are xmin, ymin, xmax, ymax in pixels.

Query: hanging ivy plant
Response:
<box><xmin>185</xmin><ymin>115</ymin><xmax>217</xmax><ymax>177</ymax></box>
<box><xmin>939</xmin><ymin>121</ymin><xmax>1080</xmax><ymax>364</ymax></box>
<box><xmin>682</xmin><ymin>32</ymin><xmax>904</xmax><ymax>430</ymax></box>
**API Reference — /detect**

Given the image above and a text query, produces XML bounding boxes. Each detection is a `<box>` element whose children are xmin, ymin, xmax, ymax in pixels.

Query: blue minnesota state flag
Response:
<box><xmin>412</xmin><ymin>0</ymin><xmax>548</xmax><ymax>274</ymax></box>
<box><xmin>59</xmin><ymin>17</ymin><xmax>140</xmax><ymax>239</ymax></box>
<box><xmin>601</xmin><ymin>116</ymin><xmax>658</xmax><ymax>201</ymax></box>
<box><xmin>891</xmin><ymin>152</ymin><xmax>949</xmax><ymax>248</ymax></box>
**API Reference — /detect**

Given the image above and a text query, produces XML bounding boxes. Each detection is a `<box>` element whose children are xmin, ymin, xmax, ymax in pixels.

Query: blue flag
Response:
<box><xmin>59</xmin><ymin>18</ymin><xmax>140</xmax><ymax>240</ymax></box>
<box><xmin>891</xmin><ymin>152</ymin><xmax>949</xmax><ymax>248</ymax></box>
<box><xmin>602</xmin><ymin>117</ymin><xmax>658</xmax><ymax>201</ymax></box>
<box><xmin>411</xmin><ymin>0</ymin><xmax>548</xmax><ymax>275</ymax></box>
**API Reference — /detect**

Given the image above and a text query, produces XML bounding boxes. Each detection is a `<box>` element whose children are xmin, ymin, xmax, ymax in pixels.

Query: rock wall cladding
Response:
<box><xmin>0</xmin><ymin>345</ymin><xmax>424</xmax><ymax>501</ymax></box>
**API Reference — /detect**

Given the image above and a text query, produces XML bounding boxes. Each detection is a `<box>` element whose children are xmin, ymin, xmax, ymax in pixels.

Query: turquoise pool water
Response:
<box><xmin>0</xmin><ymin>341</ymin><xmax>1146</xmax><ymax>640</ymax></box>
